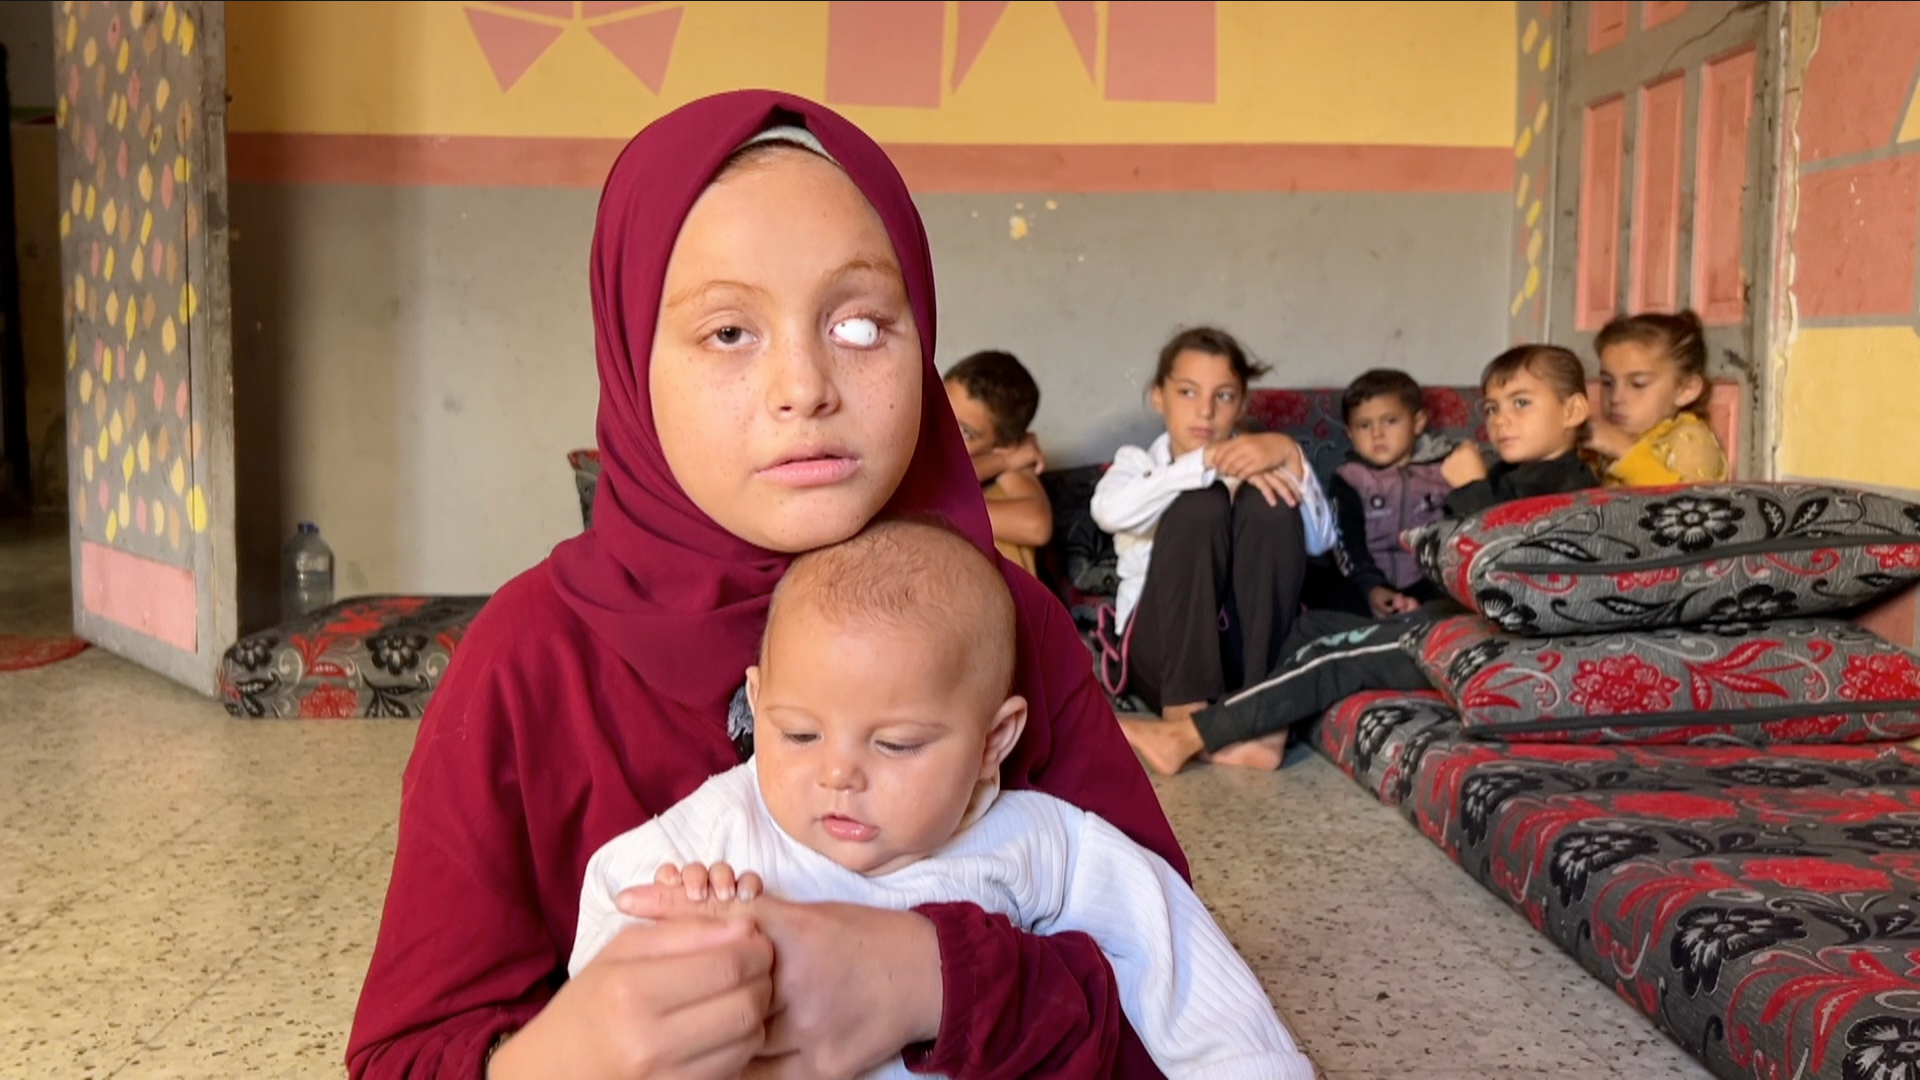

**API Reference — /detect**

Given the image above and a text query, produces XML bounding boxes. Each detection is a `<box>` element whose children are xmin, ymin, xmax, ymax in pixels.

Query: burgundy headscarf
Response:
<box><xmin>549</xmin><ymin>90</ymin><xmax>989</xmax><ymax>717</ymax></box>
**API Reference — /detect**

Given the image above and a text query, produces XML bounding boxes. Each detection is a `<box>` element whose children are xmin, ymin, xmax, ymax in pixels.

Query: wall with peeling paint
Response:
<box><xmin>223</xmin><ymin>1</ymin><xmax>1520</xmax><ymax>601</ymax></box>
<box><xmin>1776</xmin><ymin>0</ymin><xmax>1920</xmax><ymax>495</ymax></box>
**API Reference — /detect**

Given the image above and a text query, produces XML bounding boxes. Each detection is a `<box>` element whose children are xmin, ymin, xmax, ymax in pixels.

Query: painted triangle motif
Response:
<box><xmin>953</xmin><ymin>1</ymin><xmax>1011</xmax><ymax>90</ymax></box>
<box><xmin>495</xmin><ymin>1</ymin><xmax>573</xmax><ymax>18</ymax></box>
<box><xmin>589</xmin><ymin>7</ymin><xmax>684</xmax><ymax>93</ymax></box>
<box><xmin>1054</xmin><ymin>0</ymin><xmax>1097</xmax><ymax>81</ymax></box>
<box><xmin>464</xmin><ymin>7</ymin><xmax>565</xmax><ymax>92</ymax></box>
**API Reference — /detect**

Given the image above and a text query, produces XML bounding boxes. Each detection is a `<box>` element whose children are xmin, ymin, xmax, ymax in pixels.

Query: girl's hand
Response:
<box><xmin>1208</xmin><ymin>433</ymin><xmax>1303</xmax><ymax>482</ymax></box>
<box><xmin>1241</xmin><ymin>467</ymin><xmax>1302</xmax><ymax>509</ymax></box>
<box><xmin>486</xmin><ymin>916</ymin><xmax>773</xmax><ymax>1080</ymax></box>
<box><xmin>1441</xmin><ymin>442</ymin><xmax>1488</xmax><ymax>488</ymax></box>
<box><xmin>655</xmin><ymin>861</ymin><xmax>764</xmax><ymax>903</ymax></box>
<box><xmin>619</xmin><ymin>889</ymin><xmax>944</xmax><ymax>1080</ymax></box>
<box><xmin>1583</xmin><ymin>417</ymin><xmax>1638</xmax><ymax>460</ymax></box>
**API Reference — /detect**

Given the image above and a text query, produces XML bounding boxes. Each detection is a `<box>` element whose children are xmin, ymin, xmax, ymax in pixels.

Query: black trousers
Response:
<box><xmin>1126</xmin><ymin>483</ymin><xmax>1308</xmax><ymax>715</ymax></box>
<box><xmin>1191</xmin><ymin>602</ymin><xmax>1459</xmax><ymax>753</ymax></box>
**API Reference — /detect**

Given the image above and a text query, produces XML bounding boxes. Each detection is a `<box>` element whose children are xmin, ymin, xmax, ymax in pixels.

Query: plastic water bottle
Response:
<box><xmin>281</xmin><ymin>522</ymin><xmax>335</xmax><ymax>619</ymax></box>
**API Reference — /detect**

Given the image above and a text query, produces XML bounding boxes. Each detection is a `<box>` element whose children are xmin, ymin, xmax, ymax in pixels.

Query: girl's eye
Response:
<box><xmin>781</xmin><ymin>732</ymin><xmax>818</xmax><ymax>746</ymax></box>
<box><xmin>831</xmin><ymin>316</ymin><xmax>880</xmax><ymax>348</ymax></box>
<box><xmin>711</xmin><ymin>326</ymin><xmax>749</xmax><ymax>347</ymax></box>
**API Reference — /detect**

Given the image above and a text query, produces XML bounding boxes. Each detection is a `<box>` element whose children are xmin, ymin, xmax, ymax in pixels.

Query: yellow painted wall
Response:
<box><xmin>225</xmin><ymin>0</ymin><xmax>1515</xmax><ymax>147</ymax></box>
<box><xmin>1779</xmin><ymin>327</ymin><xmax>1920</xmax><ymax>490</ymax></box>
<box><xmin>1775</xmin><ymin>4</ymin><xmax>1920</xmax><ymax>492</ymax></box>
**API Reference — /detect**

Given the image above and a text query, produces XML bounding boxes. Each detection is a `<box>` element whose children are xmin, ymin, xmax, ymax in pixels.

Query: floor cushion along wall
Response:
<box><xmin>220</xmin><ymin>596</ymin><xmax>489</xmax><ymax>719</ymax></box>
<box><xmin>1300</xmin><ymin>481</ymin><xmax>1920</xmax><ymax>1080</ymax></box>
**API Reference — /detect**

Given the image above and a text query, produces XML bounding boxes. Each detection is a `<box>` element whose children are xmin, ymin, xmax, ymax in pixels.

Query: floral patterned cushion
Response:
<box><xmin>220</xmin><ymin>596</ymin><xmax>489</xmax><ymax>719</ymax></box>
<box><xmin>1407</xmin><ymin>613</ymin><xmax>1920</xmax><ymax>744</ymax></box>
<box><xmin>1408</xmin><ymin>482</ymin><xmax>1920</xmax><ymax>637</ymax></box>
<box><xmin>1312</xmin><ymin>693</ymin><xmax>1920</xmax><ymax>1080</ymax></box>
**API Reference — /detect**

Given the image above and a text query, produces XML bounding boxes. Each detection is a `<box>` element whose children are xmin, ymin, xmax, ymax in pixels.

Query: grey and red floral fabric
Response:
<box><xmin>1406</xmin><ymin>483</ymin><xmax>1920</xmax><ymax>637</ymax></box>
<box><xmin>1407</xmin><ymin>613</ymin><xmax>1920</xmax><ymax>744</ymax></box>
<box><xmin>220</xmin><ymin>596</ymin><xmax>488</xmax><ymax>719</ymax></box>
<box><xmin>1314</xmin><ymin>691</ymin><xmax>1920</xmax><ymax>1080</ymax></box>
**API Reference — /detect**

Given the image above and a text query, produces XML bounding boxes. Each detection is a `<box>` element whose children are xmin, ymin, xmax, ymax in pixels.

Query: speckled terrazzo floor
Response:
<box><xmin>0</xmin><ymin>518</ymin><xmax>1708</xmax><ymax>1078</ymax></box>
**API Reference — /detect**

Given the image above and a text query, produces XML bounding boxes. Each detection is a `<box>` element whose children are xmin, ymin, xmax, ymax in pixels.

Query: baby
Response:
<box><xmin>570</xmin><ymin>517</ymin><xmax>1316</xmax><ymax>1080</ymax></box>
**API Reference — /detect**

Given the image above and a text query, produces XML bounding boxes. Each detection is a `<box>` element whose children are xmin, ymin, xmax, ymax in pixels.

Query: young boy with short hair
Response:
<box><xmin>944</xmin><ymin>350</ymin><xmax>1052</xmax><ymax>575</ymax></box>
<box><xmin>1329</xmin><ymin>369</ymin><xmax>1454</xmax><ymax>618</ymax></box>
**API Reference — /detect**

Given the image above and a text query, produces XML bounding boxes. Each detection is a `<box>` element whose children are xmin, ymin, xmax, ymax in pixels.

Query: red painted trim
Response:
<box><xmin>226</xmin><ymin>133</ymin><xmax>1515</xmax><ymax>194</ymax></box>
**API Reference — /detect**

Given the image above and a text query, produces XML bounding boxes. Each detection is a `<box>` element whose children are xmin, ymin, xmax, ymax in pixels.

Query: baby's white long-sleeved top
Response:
<box><xmin>1091</xmin><ymin>432</ymin><xmax>1339</xmax><ymax>633</ymax></box>
<box><xmin>572</xmin><ymin>757</ymin><xmax>1316</xmax><ymax>1080</ymax></box>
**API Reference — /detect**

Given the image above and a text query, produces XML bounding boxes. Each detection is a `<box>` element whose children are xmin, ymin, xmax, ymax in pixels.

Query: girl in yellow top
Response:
<box><xmin>1584</xmin><ymin>308</ymin><xmax>1730</xmax><ymax>486</ymax></box>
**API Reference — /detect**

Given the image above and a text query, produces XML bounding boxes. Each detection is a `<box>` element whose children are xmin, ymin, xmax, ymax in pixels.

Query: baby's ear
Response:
<box><xmin>980</xmin><ymin>696</ymin><xmax>1029</xmax><ymax>780</ymax></box>
<box><xmin>745</xmin><ymin>665</ymin><xmax>763</xmax><ymax>714</ymax></box>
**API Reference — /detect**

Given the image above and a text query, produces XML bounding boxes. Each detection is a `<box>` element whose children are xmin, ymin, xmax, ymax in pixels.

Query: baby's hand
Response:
<box><xmin>1441</xmin><ymin>442</ymin><xmax>1488</xmax><ymax>488</ymax></box>
<box><xmin>653</xmin><ymin>861</ymin><xmax>763</xmax><ymax>904</ymax></box>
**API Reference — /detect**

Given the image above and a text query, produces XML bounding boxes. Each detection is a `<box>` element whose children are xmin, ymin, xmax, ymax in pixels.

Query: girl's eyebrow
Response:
<box><xmin>665</xmin><ymin>279</ymin><xmax>765</xmax><ymax>311</ymax></box>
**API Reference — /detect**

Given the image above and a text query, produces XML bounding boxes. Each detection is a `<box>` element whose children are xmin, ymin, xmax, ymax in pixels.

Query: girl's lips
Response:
<box><xmin>820</xmin><ymin>814</ymin><xmax>877</xmax><ymax>842</ymax></box>
<box><xmin>759</xmin><ymin>455</ymin><xmax>860</xmax><ymax>488</ymax></box>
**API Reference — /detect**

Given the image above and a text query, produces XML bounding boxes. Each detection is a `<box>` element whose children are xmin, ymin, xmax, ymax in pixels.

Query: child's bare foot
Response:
<box><xmin>1118</xmin><ymin>706</ymin><xmax>1209</xmax><ymax>776</ymax></box>
<box><xmin>1206</xmin><ymin>731</ymin><xmax>1288</xmax><ymax>771</ymax></box>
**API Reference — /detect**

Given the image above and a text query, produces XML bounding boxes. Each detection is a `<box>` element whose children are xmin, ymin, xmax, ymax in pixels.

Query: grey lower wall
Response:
<box><xmin>229</xmin><ymin>183</ymin><xmax>1507</xmax><ymax>619</ymax></box>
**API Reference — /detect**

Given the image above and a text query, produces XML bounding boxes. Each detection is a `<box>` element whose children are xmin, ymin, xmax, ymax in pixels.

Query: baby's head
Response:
<box><xmin>944</xmin><ymin>350</ymin><xmax>1041</xmax><ymax>461</ymax></box>
<box><xmin>1341</xmin><ymin>369</ymin><xmax>1428</xmax><ymax>469</ymax></box>
<box><xmin>1595</xmin><ymin>309</ymin><xmax>1709</xmax><ymax>438</ymax></box>
<box><xmin>1479</xmin><ymin>344</ymin><xmax>1590</xmax><ymax>464</ymax></box>
<box><xmin>748</xmin><ymin>517</ymin><xmax>1027</xmax><ymax>876</ymax></box>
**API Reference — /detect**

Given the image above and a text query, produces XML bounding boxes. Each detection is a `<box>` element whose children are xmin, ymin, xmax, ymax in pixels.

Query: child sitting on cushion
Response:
<box><xmin>570</xmin><ymin>517</ymin><xmax>1316</xmax><ymax>1080</ymax></box>
<box><xmin>945</xmin><ymin>350</ymin><xmax>1053</xmax><ymax>576</ymax></box>
<box><xmin>1583</xmin><ymin>308</ymin><xmax>1731</xmax><ymax>486</ymax></box>
<box><xmin>1121</xmin><ymin>345</ymin><xmax>1601</xmax><ymax>776</ymax></box>
<box><xmin>1329</xmin><ymin>368</ymin><xmax>1458</xmax><ymax>619</ymax></box>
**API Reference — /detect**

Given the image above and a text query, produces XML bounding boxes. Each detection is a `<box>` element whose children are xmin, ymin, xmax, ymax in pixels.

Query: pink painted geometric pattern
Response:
<box><xmin>1107</xmin><ymin>2</ymin><xmax>1216</xmax><ymax>104</ymax></box>
<box><xmin>1642</xmin><ymin>1</ymin><xmax>1688</xmax><ymax>30</ymax></box>
<box><xmin>1693</xmin><ymin>46</ymin><xmax>1755</xmax><ymax>325</ymax></box>
<box><xmin>1589</xmin><ymin>0</ymin><xmax>1628</xmax><ymax>52</ymax></box>
<box><xmin>1055</xmin><ymin>1</ymin><xmax>1098</xmax><ymax>81</ymax></box>
<box><xmin>589</xmin><ymin>6</ymin><xmax>682</xmax><ymax>93</ymax></box>
<box><xmin>462</xmin><ymin>2</ymin><xmax>684</xmax><ymax>94</ymax></box>
<box><xmin>1631</xmin><ymin>74</ymin><xmax>1685</xmax><ymax>312</ymax></box>
<box><xmin>1577</xmin><ymin>95</ymin><xmax>1626</xmax><ymax>331</ymax></box>
<box><xmin>825</xmin><ymin>1</ymin><xmax>944</xmax><ymax>108</ymax></box>
<box><xmin>954</xmin><ymin>1</ymin><xmax>1012</xmax><ymax>90</ymax></box>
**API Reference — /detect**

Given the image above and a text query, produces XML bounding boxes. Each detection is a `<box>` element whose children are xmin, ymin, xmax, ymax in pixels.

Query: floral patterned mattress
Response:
<box><xmin>1312</xmin><ymin>690</ymin><xmax>1920</xmax><ymax>1080</ymax></box>
<box><xmin>220</xmin><ymin>596</ymin><xmax>489</xmax><ymax>719</ymax></box>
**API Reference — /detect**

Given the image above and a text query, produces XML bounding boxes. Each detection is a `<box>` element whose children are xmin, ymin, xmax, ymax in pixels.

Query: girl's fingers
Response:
<box><xmin>710</xmin><ymin>863</ymin><xmax>738</xmax><ymax>901</ymax></box>
<box><xmin>655</xmin><ymin>864</ymin><xmax>684</xmax><ymax>888</ymax></box>
<box><xmin>738</xmin><ymin>871</ymin><xmax>764</xmax><ymax>902</ymax></box>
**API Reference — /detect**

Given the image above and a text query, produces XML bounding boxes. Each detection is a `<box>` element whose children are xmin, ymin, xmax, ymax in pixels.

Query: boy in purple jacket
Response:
<box><xmin>1328</xmin><ymin>369</ymin><xmax>1455</xmax><ymax>618</ymax></box>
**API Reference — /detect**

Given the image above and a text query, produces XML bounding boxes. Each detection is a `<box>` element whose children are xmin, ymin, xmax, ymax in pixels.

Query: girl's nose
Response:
<box><xmin>767</xmin><ymin>329</ymin><xmax>839</xmax><ymax>419</ymax></box>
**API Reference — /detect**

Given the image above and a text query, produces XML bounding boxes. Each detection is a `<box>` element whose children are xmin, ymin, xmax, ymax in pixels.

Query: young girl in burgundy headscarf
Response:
<box><xmin>345</xmin><ymin>91</ymin><xmax>1190</xmax><ymax>1080</ymax></box>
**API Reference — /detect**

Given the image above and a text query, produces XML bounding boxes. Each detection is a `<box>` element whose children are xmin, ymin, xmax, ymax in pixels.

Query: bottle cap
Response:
<box><xmin>298</xmin><ymin>522</ymin><xmax>318</xmax><ymax>535</ymax></box>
